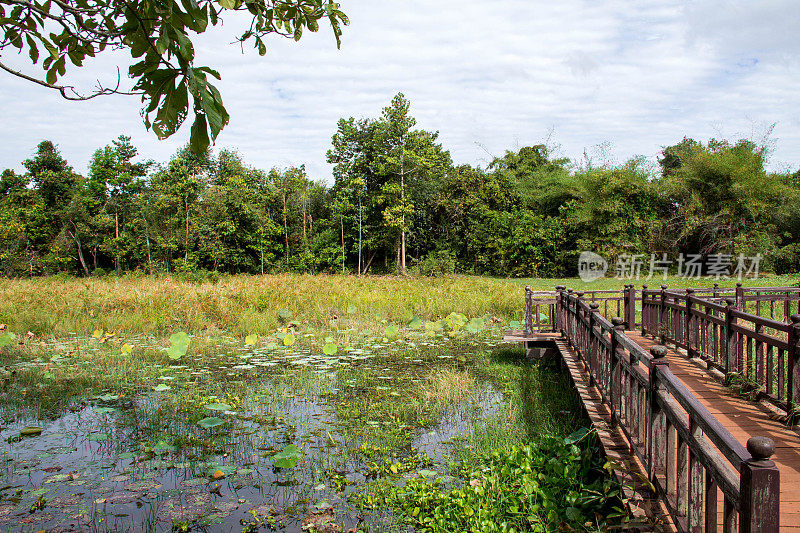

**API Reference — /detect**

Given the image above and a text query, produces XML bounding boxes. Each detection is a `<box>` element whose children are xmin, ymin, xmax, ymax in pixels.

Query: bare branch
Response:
<box><xmin>0</xmin><ymin>60</ymin><xmax>139</xmax><ymax>100</ymax></box>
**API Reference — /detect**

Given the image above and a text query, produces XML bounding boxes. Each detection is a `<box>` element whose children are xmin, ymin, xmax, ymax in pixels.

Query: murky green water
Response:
<box><xmin>0</xmin><ymin>331</ymin><xmax>517</xmax><ymax>532</ymax></box>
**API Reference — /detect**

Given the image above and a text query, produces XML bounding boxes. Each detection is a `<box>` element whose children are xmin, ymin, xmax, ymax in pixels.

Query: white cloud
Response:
<box><xmin>1</xmin><ymin>0</ymin><xmax>799</xmax><ymax>180</ymax></box>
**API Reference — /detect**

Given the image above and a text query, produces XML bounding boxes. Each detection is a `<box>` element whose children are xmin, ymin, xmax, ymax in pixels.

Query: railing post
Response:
<box><xmin>660</xmin><ymin>284</ymin><xmax>668</xmax><ymax>343</ymax></box>
<box><xmin>647</xmin><ymin>345</ymin><xmax>669</xmax><ymax>485</ymax></box>
<box><xmin>623</xmin><ymin>284</ymin><xmax>635</xmax><ymax>330</ymax></box>
<box><xmin>723</xmin><ymin>298</ymin><xmax>736</xmax><ymax>376</ymax></box>
<box><xmin>524</xmin><ymin>285</ymin><xmax>533</xmax><ymax>336</ymax></box>
<box><xmin>685</xmin><ymin>288</ymin><xmax>694</xmax><ymax>356</ymax></box>
<box><xmin>576</xmin><ymin>292</ymin><xmax>585</xmax><ymax>357</ymax></box>
<box><xmin>566</xmin><ymin>288</ymin><xmax>574</xmax><ymax>345</ymax></box>
<box><xmin>588</xmin><ymin>302</ymin><xmax>600</xmax><ymax>383</ymax></box>
<box><xmin>555</xmin><ymin>285</ymin><xmax>566</xmax><ymax>333</ymax></box>
<box><xmin>739</xmin><ymin>437</ymin><xmax>779</xmax><ymax>533</ymax></box>
<box><xmin>736</xmin><ymin>282</ymin><xmax>744</xmax><ymax>311</ymax></box>
<box><xmin>610</xmin><ymin>317</ymin><xmax>624</xmax><ymax>426</ymax></box>
<box><xmin>641</xmin><ymin>285</ymin><xmax>648</xmax><ymax>336</ymax></box>
<box><xmin>787</xmin><ymin>315</ymin><xmax>800</xmax><ymax>416</ymax></box>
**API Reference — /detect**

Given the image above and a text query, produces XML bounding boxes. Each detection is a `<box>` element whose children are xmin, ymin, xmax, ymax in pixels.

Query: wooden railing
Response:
<box><xmin>641</xmin><ymin>286</ymin><xmax>800</xmax><ymax>416</ymax></box>
<box><xmin>557</xmin><ymin>288</ymin><xmax>779</xmax><ymax>533</ymax></box>
<box><xmin>524</xmin><ymin>285</ymin><xmax>639</xmax><ymax>335</ymax></box>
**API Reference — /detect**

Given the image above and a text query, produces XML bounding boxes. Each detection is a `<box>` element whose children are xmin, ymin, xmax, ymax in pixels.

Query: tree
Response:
<box><xmin>0</xmin><ymin>0</ymin><xmax>349</xmax><ymax>152</ymax></box>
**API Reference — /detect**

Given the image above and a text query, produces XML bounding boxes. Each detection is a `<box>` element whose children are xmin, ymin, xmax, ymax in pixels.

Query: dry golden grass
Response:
<box><xmin>419</xmin><ymin>368</ymin><xmax>476</xmax><ymax>407</ymax></box>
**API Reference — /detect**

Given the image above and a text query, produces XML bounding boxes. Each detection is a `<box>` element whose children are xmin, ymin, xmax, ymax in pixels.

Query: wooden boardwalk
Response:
<box><xmin>626</xmin><ymin>331</ymin><xmax>800</xmax><ymax>531</ymax></box>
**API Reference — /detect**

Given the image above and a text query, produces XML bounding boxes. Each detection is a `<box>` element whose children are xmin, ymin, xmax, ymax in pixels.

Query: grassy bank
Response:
<box><xmin>0</xmin><ymin>273</ymin><xmax>797</xmax><ymax>339</ymax></box>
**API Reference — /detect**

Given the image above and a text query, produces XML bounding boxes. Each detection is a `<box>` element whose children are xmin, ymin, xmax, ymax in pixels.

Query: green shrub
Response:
<box><xmin>357</xmin><ymin>428</ymin><xmax>627</xmax><ymax>532</ymax></box>
<box><xmin>416</xmin><ymin>250</ymin><xmax>457</xmax><ymax>277</ymax></box>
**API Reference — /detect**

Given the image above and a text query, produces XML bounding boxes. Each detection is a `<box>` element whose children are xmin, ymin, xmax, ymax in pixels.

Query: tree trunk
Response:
<box><xmin>400</xmin><ymin>151</ymin><xmax>406</xmax><ymax>275</ymax></box>
<box><xmin>340</xmin><ymin>214</ymin><xmax>345</xmax><ymax>274</ymax></box>
<box><xmin>184</xmin><ymin>195</ymin><xmax>190</xmax><ymax>262</ymax></box>
<box><xmin>114</xmin><ymin>202</ymin><xmax>120</xmax><ymax>273</ymax></box>
<box><xmin>358</xmin><ymin>198</ymin><xmax>362</xmax><ymax>276</ymax></box>
<box><xmin>68</xmin><ymin>228</ymin><xmax>89</xmax><ymax>276</ymax></box>
<box><xmin>282</xmin><ymin>191</ymin><xmax>289</xmax><ymax>266</ymax></box>
<box><xmin>363</xmin><ymin>250</ymin><xmax>376</xmax><ymax>275</ymax></box>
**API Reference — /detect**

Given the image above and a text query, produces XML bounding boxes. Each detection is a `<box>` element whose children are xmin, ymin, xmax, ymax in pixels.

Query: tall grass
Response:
<box><xmin>0</xmin><ymin>273</ymin><xmax>796</xmax><ymax>338</ymax></box>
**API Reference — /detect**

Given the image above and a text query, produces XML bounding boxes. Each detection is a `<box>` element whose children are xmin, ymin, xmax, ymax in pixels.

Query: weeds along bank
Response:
<box><xmin>0</xmin><ymin>274</ymin><xmax>529</xmax><ymax>338</ymax></box>
<box><xmin>2</xmin><ymin>273</ymin><xmax>797</xmax><ymax>340</ymax></box>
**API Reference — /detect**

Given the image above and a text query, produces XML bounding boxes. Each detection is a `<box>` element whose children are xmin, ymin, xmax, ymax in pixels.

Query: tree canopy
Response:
<box><xmin>0</xmin><ymin>0</ymin><xmax>349</xmax><ymax>152</ymax></box>
<box><xmin>2</xmin><ymin>94</ymin><xmax>799</xmax><ymax>278</ymax></box>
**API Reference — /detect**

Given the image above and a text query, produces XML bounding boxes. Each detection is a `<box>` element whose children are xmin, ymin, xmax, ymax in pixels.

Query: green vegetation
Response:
<box><xmin>3</xmin><ymin>96</ymin><xmax>800</xmax><ymax>278</ymax></box>
<box><xmin>0</xmin><ymin>275</ymin><xmax>667</xmax><ymax>531</ymax></box>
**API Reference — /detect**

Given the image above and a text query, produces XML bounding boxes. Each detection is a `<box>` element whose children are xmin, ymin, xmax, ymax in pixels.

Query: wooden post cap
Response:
<box><xmin>790</xmin><ymin>314</ymin><xmax>800</xmax><ymax>324</ymax></box>
<box><xmin>525</xmin><ymin>285</ymin><xmax>531</xmax><ymax>292</ymax></box>
<box><xmin>650</xmin><ymin>345</ymin><xmax>668</xmax><ymax>358</ymax></box>
<box><xmin>556</xmin><ymin>285</ymin><xmax>566</xmax><ymax>290</ymax></box>
<box><xmin>567</xmin><ymin>288</ymin><xmax>574</xmax><ymax>293</ymax></box>
<box><xmin>747</xmin><ymin>436</ymin><xmax>775</xmax><ymax>460</ymax></box>
<box><xmin>577</xmin><ymin>292</ymin><xmax>585</xmax><ymax>298</ymax></box>
<box><xmin>590</xmin><ymin>302</ymin><xmax>600</xmax><ymax>310</ymax></box>
<box><xmin>725</xmin><ymin>298</ymin><xmax>736</xmax><ymax>306</ymax></box>
<box><xmin>686</xmin><ymin>288</ymin><xmax>694</xmax><ymax>294</ymax></box>
<box><xmin>661</xmin><ymin>285</ymin><xmax>668</xmax><ymax>290</ymax></box>
<box><xmin>737</xmin><ymin>282</ymin><xmax>743</xmax><ymax>287</ymax></box>
<box><xmin>611</xmin><ymin>317</ymin><xmax>624</xmax><ymax>327</ymax></box>
<box><xmin>642</xmin><ymin>285</ymin><xmax>648</xmax><ymax>290</ymax></box>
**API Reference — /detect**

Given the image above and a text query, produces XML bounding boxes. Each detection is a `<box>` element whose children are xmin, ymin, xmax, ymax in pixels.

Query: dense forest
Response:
<box><xmin>2</xmin><ymin>93</ymin><xmax>799</xmax><ymax>278</ymax></box>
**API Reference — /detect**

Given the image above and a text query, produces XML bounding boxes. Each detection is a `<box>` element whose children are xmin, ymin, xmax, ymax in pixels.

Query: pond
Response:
<box><xmin>0</xmin><ymin>315</ymin><xmax>617</xmax><ymax>532</ymax></box>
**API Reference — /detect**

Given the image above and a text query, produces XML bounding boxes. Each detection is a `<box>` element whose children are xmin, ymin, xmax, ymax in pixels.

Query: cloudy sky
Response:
<box><xmin>1</xmin><ymin>0</ymin><xmax>799</xmax><ymax>180</ymax></box>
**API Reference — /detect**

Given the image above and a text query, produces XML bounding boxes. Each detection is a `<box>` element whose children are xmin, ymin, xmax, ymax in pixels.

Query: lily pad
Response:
<box><xmin>166</xmin><ymin>332</ymin><xmax>190</xmax><ymax>360</ymax></box>
<box><xmin>245</xmin><ymin>334</ymin><xmax>258</xmax><ymax>346</ymax></box>
<box><xmin>283</xmin><ymin>333</ymin><xmax>296</xmax><ymax>347</ymax></box>
<box><xmin>271</xmin><ymin>444</ymin><xmax>303</xmax><ymax>468</ymax></box>
<box><xmin>322</xmin><ymin>343</ymin><xmax>338</xmax><ymax>356</ymax></box>
<box><xmin>87</xmin><ymin>432</ymin><xmax>110</xmax><ymax>441</ymax></box>
<box><xmin>197</xmin><ymin>417</ymin><xmax>225</xmax><ymax>429</ymax></box>
<box><xmin>153</xmin><ymin>384</ymin><xmax>171</xmax><ymax>392</ymax></box>
<box><xmin>205</xmin><ymin>403</ymin><xmax>231</xmax><ymax>412</ymax></box>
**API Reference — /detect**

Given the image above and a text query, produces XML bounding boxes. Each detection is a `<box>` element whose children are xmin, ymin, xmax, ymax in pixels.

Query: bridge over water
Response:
<box><xmin>507</xmin><ymin>284</ymin><xmax>800</xmax><ymax>532</ymax></box>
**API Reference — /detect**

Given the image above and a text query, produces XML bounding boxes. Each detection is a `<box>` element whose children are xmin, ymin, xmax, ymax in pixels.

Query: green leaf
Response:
<box><xmin>189</xmin><ymin>113</ymin><xmax>210</xmax><ymax>154</ymax></box>
<box><xmin>20</xmin><ymin>427</ymin><xmax>42</xmax><ymax>437</ymax></box>
<box><xmin>205</xmin><ymin>402</ymin><xmax>231</xmax><ymax>411</ymax></box>
<box><xmin>245</xmin><ymin>333</ymin><xmax>258</xmax><ymax>345</ymax></box>
<box><xmin>197</xmin><ymin>416</ymin><xmax>225</xmax><ymax>429</ymax></box>
<box><xmin>271</xmin><ymin>444</ymin><xmax>303</xmax><ymax>468</ymax></box>
<box><xmin>283</xmin><ymin>333</ymin><xmax>296</xmax><ymax>346</ymax></box>
<box><xmin>322</xmin><ymin>343</ymin><xmax>337</xmax><ymax>355</ymax></box>
<box><xmin>153</xmin><ymin>383</ymin><xmax>171</xmax><ymax>392</ymax></box>
<box><xmin>165</xmin><ymin>331</ymin><xmax>190</xmax><ymax>360</ymax></box>
<box><xmin>0</xmin><ymin>332</ymin><xmax>15</xmax><ymax>347</ymax></box>
<box><xmin>384</xmin><ymin>325</ymin><xmax>399</xmax><ymax>337</ymax></box>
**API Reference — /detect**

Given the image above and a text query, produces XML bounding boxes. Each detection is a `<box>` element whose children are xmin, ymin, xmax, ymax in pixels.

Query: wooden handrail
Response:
<box><xmin>554</xmin><ymin>288</ymin><xmax>780</xmax><ymax>532</ymax></box>
<box><xmin>640</xmin><ymin>285</ymin><xmax>800</xmax><ymax>414</ymax></box>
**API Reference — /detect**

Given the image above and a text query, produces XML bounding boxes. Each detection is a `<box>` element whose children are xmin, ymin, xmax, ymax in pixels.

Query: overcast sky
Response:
<box><xmin>1</xmin><ymin>0</ymin><xmax>799</xmax><ymax>180</ymax></box>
